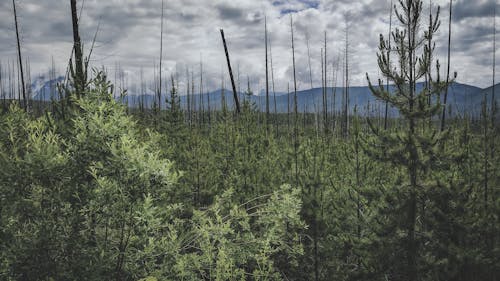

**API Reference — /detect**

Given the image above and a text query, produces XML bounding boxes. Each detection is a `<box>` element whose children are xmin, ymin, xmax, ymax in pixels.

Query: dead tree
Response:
<box><xmin>220</xmin><ymin>29</ymin><xmax>241</xmax><ymax>114</ymax></box>
<box><xmin>440</xmin><ymin>0</ymin><xmax>453</xmax><ymax>131</ymax></box>
<box><xmin>158</xmin><ymin>0</ymin><xmax>165</xmax><ymax>112</ymax></box>
<box><xmin>492</xmin><ymin>3</ymin><xmax>497</xmax><ymax>123</ymax></box>
<box><xmin>290</xmin><ymin>15</ymin><xmax>299</xmax><ymax>187</ymax></box>
<box><xmin>306</xmin><ymin>30</ymin><xmax>314</xmax><ymax>89</ymax></box>
<box><xmin>70</xmin><ymin>0</ymin><xmax>84</xmax><ymax>98</ymax></box>
<box><xmin>343</xmin><ymin>17</ymin><xmax>350</xmax><ymax>138</ymax></box>
<box><xmin>265</xmin><ymin>16</ymin><xmax>270</xmax><ymax>128</ymax></box>
<box><xmin>12</xmin><ymin>0</ymin><xmax>27</xmax><ymax>111</ymax></box>
<box><xmin>269</xmin><ymin>35</ymin><xmax>278</xmax><ymax>136</ymax></box>
<box><xmin>323</xmin><ymin>31</ymin><xmax>328</xmax><ymax>133</ymax></box>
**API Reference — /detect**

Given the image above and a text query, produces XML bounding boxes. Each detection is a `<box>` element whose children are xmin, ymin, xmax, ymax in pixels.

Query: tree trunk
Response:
<box><xmin>70</xmin><ymin>0</ymin><xmax>84</xmax><ymax>98</ymax></box>
<box><xmin>13</xmin><ymin>0</ymin><xmax>27</xmax><ymax>111</ymax></box>
<box><xmin>441</xmin><ymin>0</ymin><xmax>453</xmax><ymax>131</ymax></box>
<box><xmin>220</xmin><ymin>29</ymin><xmax>241</xmax><ymax>114</ymax></box>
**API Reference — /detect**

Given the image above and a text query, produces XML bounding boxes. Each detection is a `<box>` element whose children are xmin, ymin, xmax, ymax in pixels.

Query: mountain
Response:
<box><xmin>31</xmin><ymin>76</ymin><xmax>498</xmax><ymax>117</ymax></box>
<box><xmin>31</xmin><ymin>75</ymin><xmax>65</xmax><ymax>101</ymax></box>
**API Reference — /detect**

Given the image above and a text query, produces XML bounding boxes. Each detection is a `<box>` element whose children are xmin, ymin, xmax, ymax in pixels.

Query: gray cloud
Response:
<box><xmin>0</xmin><ymin>0</ymin><xmax>498</xmax><ymax>95</ymax></box>
<box><xmin>453</xmin><ymin>0</ymin><xmax>498</xmax><ymax>22</ymax></box>
<box><xmin>216</xmin><ymin>3</ymin><xmax>244</xmax><ymax>20</ymax></box>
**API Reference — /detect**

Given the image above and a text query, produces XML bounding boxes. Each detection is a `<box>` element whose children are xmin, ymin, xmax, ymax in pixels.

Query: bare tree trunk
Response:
<box><xmin>323</xmin><ymin>31</ymin><xmax>328</xmax><ymax>134</ymax></box>
<box><xmin>0</xmin><ymin>61</ymin><xmax>4</xmax><ymax>110</ymax></box>
<box><xmin>291</xmin><ymin>15</ymin><xmax>299</xmax><ymax>188</ymax></box>
<box><xmin>441</xmin><ymin>0</ymin><xmax>453</xmax><ymax>131</ymax></box>
<box><xmin>269</xmin><ymin>35</ymin><xmax>278</xmax><ymax>137</ymax></box>
<box><xmin>12</xmin><ymin>0</ymin><xmax>27</xmax><ymax>111</ymax></box>
<box><xmin>200</xmin><ymin>59</ymin><xmax>204</xmax><ymax>123</ymax></box>
<box><xmin>221</xmin><ymin>72</ymin><xmax>226</xmax><ymax>112</ymax></box>
<box><xmin>287</xmin><ymin>82</ymin><xmax>290</xmax><ymax>131</ymax></box>
<box><xmin>492</xmin><ymin>4</ymin><xmax>496</xmax><ymax>122</ymax></box>
<box><xmin>321</xmin><ymin>47</ymin><xmax>324</xmax><ymax>130</ymax></box>
<box><xmin>306</xmin><ymin>30</ymin><xmax>313</xmax><ymax>89</ymax></box>
<box><xmin>158</xmin><ymin>0</ymin><xmax>164</xmax><ymax>112</ymax></box>
<box><xmin>25</xmin><ymin>58</ymin><xmax>31</xmax><ymax>112</ymax></box>
<box><xmin>344</xmin><ymin>17</ymin><xmax>350</xmax><ymax>138</ymax></box>
<box><xmin>9</xmin><ymin>61</ymin><xmax>14</xmax><ymax>101</ymax></box>
<box><xmin>70</xmin><ymin>0</ymin><xmax>84</xmax><ymax>98</ymax></box>
<box><xmin>186</xmin><ymin>68</ymin><xmax>191</xmax><ymax>124</ymax></box>
<box><xmin>265</xmin><ymin>16</ymin><xmax>270</xmax><ymax>130</ymax></box>
<box><xmin>207</xmin><ymin>85</ymin><xmax>211</xmax><ymax>125</ymax></box>
<box><xmin>332</xmin><ymin>61</ymin><xmax>338</xmax><ymax>134</ymax></box>
<box><xmin>220</xmin><ymin>29</ymin><xmax>241</xmax><ymax>114</ymax></box>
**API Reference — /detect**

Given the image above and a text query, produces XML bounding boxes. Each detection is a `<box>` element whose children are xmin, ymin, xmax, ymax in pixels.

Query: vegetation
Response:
<box><xmin>0</xmin><ymin>0</ymin><xmax>498</xmax><ymax>280</ymax></box>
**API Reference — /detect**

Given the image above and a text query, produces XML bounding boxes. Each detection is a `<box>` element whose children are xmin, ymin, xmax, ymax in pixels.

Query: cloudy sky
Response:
<box><xmin>0</xmin><ymin>0</ymin><xmax>498</xmax><ymax>94</ymax></box>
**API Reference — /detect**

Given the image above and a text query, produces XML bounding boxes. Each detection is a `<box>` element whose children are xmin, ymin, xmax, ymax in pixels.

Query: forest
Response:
<box><xmin>0</xmin><ymin>0</ymin><xmax>499</xmax><ymax>280</ymax></box>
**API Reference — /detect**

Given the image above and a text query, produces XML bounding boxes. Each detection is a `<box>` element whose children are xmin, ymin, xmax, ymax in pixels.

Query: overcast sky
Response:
<box><xmin>0</xmin><ymin>0</ymin><xmax>498</xmax><ymax>94</ymax></box>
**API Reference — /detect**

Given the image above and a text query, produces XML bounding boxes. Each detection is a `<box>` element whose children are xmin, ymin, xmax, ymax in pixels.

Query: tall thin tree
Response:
<box><xmin>323</xmin><ymin>31</ymin><xmax>328</xmax><ymax>133</ymax></box>
<box><xmin>344</xmin><ymin>16</ymin><xmax>350</xmax><ymax>138</ymax></box>
<box><xmin>306</xmin><ymin>30</ymin><xmax>314</xmax><ymax>89</ymax></box>
<box><xmin>492</xmin><ymin>2</ymin><xmax>497</xmax><ymax>122</ymax></box>
<box><xmin>70</xmin><ymin>0</ymin><xmax>84</xmax><ymax>98</ymax></box>
<box><xmin>269</xmin><ymin>35</ymin><xmax>278</xmax><ymax>136</ymax></box>
<box><xmin>291</xmin><ymin>15</ymin><xmax>299</xmax><ymax>188</ymax></box>
<box><xmin>265</xmin><ymin>16</ymin><xmax>270</xmax><ymax>129</ymax></box>
<box><xmin>441</xmin><ymin>0</ymin><xmax>453</xmax><ymax>131</ymax></box>
<box><xmin>220</xmin><ymin>29</ymin><xmax>241</xmax><ymax>114</ymax></box>
<box><xmin>158</xmin><ymin>0</ymin><xmax>165</xmax><ymax>112</ymax></box>
<box><xmin>12</xmin><ymin>0</ymin><xmax>27</xmax><ymax>111</ymax></box>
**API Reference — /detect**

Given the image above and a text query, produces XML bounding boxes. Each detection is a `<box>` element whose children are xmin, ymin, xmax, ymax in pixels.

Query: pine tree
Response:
<box><xmin>366</xmin><ymin>0</ymin><xmax>450</xmax><ymax>279</ymax></box>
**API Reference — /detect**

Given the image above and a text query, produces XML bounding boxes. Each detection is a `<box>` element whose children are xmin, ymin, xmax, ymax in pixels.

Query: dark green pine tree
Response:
<box><xmin>366</xmin><ymin>0</ymin><xmax>451</xmax><ymax>280</ymax></box>
<box><xmin>165</xmin><ymin>75</ymin><xmax>183</xmax><ymax>124</ymax></box>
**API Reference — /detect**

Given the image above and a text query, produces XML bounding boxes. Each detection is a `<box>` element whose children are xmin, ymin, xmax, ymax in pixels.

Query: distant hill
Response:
<box><xmin>32</xmin><ymin>76</ymin><xmax>498</xmax><ymax>117</ymax></box>
<box><xmin>31</xmin><ymin>75</ymin><xmax>65</xmax><ymax>101</ymax></box>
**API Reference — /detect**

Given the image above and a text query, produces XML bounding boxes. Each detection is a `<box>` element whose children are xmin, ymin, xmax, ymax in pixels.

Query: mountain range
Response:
<box><xmin>32</xmin><ymin>76</ymin><xmax>499</xmax><ymax>117</ymax></box>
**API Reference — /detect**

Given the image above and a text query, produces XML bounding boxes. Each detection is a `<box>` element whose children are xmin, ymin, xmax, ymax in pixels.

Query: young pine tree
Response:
<box><xmin>366</xmin><ymin>0</ymin><xmax>451</xmax><ymax>280</ymax></box>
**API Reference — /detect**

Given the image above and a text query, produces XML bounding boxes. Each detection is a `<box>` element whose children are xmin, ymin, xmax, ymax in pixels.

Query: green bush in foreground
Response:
<box><xmin>0</xmin><ymin>74</ymin><xmax>305</xmax><ymax>281</ymax></box>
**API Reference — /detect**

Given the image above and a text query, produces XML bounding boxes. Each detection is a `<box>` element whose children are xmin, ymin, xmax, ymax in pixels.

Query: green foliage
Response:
<box><xmin>0</xmin><ymin>72</ymin><xmax>307</xmax><ymax>281</ymax></box>
<box><xmin>0</xmin><ymin>2</ymin><xmax>498</xmax><ymax>279</ymax></box>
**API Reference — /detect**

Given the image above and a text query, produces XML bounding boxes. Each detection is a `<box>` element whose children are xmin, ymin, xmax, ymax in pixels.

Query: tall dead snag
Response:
<box><xmin>332</xmin><ymin>60</ymin><xmax>338</xmax><ymax>134</ymax></box>
<box><xmin>199</xmin><ymin>59</ymin><xmax>204</xmax><ymax>123</ymax></box>
<box><xmin>158</xmin><ymin>0</ymin><xmax>165</xmax><ymax>112</ymax></box>
<box><xmin>0</xmin><ymin>61</ymin><xmax>3</xmax><ymax>110</ymax></box>
<box><xmin>12</xmin><ymin>0</ymin><xmax>27</xmax><ymax>111</ymax></box>
<box><xmin>306</xmin><ymin>30</ymin><xmax>314</xmax><ymax>89</ymax></box>
<box><xmin>287</xmin><ymin>83</ymin><xmax>290</xmax><ymax>131</ymax></box>
<box><xmin>492</xmin><ymin>4</ymin><xmax>497</xmax><ymax>123</ymax></box>
<box><xmin>220</xmin><ymin>29</ymin><xmax>241</xmax><ymax>114</ymax></box>
<box><xmin>70</xmin><ymin>0</ymin><xmax>84</xmax><ymax>98</ymax></box>
<box><xmin>321</xmin><ymin>47</ymin><xmax>325</xmax><ymax>128</ymax></box>
<box><xmin>290</xmin><ymin>15</ymin><xmax>299</xmax><ymax>187</ymax></box>
<box><xmin>269</xmin><ymin>35</ymin><xmax>278</xmax><ymax>136</ymax></box>
<box><xmin>343</xmin><ymin>17</ymin><xmax>350</xmax><ymax>138</ymax></box>
<box><xmin>186</xmin><ymin>68</ymin><xmax>191</xmax><ymax>125</ymax></box>
<box><xmin>323</xmin><ymin>31</ymin><xmax>328</xmax><ymax>134</ymax></box>
<box><xmin>265</xmin><ymin>16</ymin><xmax>270</xmax><ymax>129</ymax></box>
<box><xmin>441</xmin><ymin>0</ymin><xmax>453</xmax><ymax>131</ymax></box>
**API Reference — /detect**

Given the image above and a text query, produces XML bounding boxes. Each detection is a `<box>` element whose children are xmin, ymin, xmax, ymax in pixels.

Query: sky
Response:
<box><xmin>0</xmin><ymin>0</ymin><xmax>498</xmax><ymax>95</ymax></box>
